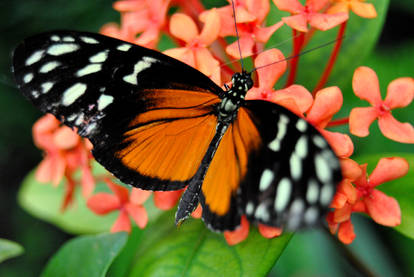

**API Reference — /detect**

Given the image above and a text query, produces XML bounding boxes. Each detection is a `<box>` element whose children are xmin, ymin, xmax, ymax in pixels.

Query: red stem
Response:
<box><xmin>313</xmin><ymin>21</ymin><xmax>347</xmax><ymax>94</ymax></box>
<box><xmin>327</xmin><ymin>117</ymin><xmax>349</xmax><ymax>127</ymax></box>
<box><xmin>285</xmin><ymin>29</ymin><xmax>305</xmax><ymax>87</ymax></box>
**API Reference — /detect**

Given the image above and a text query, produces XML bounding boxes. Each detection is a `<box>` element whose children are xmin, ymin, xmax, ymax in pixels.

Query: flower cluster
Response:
<box><xmin>31</xmin><ymin>0</ymin><xmax>413</xmax><ymax>245</ymax></box>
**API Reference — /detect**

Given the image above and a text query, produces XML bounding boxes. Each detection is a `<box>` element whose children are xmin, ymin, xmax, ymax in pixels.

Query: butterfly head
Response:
<box><xmin>231</xmin><ymin>71</ymin><xmax>253</xmax><ymax>96</ymax></box>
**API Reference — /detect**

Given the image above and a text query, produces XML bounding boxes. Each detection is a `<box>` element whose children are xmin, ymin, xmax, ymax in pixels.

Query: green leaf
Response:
<box><xmin>355</xmin><ymin>153</ymin><xmax>414</xmax><ymax>240</ymax></box>
<box><xmin>41</xmin><ymin>232</ymin><xmax>128</xmax><ymax>277</ymax></box>
<box><xmin>267</xmin><ymin>0</ymin><xmax>390</xmax><ymax>91</ymax></box>
<box><xmin>126</xmin><ymin>211</ymin><xmax>292</xmax><ymax>277</ymax></box>
<box><xmin>0</xmin><ymin>239</ymin><xmax>24</xmax><ymax>263</ymax></box>
<box><xmin>18</xmin><ymin>164</ymin><xmax>117</xmax><ymax>234</ymax></box>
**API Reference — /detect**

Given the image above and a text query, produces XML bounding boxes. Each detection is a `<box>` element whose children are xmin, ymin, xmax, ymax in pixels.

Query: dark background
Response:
<box><xmin>0</xmin><ymin>0</ymin><xmax>413</xmax><ymax>276</ymax></box>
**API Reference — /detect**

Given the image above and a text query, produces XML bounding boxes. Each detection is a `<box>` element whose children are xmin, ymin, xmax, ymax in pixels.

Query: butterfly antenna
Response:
<box><xmin>231</xmin><ymin>0</ymin><xmax>245</xmax><ymax>71</ymax></box>
<box><xmin>249</xmin><ymin>36</ymin><xmax>345</xmax><ymax>74</ymax></box>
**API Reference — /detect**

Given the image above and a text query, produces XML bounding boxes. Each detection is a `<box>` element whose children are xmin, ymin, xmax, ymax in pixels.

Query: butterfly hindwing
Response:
<box><xmin>239</xmin><ymin>100</ymin><xmax>342</xmax><ymax>230</ymax></box>
<box><xmin>13</xmin><ymin>30</ymin><xmax>223</xmax><ymax>190</ymax></box>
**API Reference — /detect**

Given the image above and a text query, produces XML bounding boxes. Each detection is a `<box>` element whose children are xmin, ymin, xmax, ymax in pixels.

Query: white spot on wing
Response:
<box><xmin>306</xmin><ymin>179</ymin><xmax>319</xmax><ymax>204</ymax></box>
<box><xmin>75</xmin><ymin>113</ymin><xmax>85</xmax><ymax>125</ymax></box>
<box><xmin>296</xmin><ymin>119</ymin><xmax>307</xmax><ymax>132</ymax></box>
<box><xmin>97</xmin><ymin>94</ymin><xmax>114</xmax><ymax>110</ymax></box>
<box><xmin>39</xmin><ymin>61</ymin><xmax>61</xmax><ymax>73</ymax></box>
<box><xmin>274</xmin><ymin>178</ymin><xmax>292</xmax><ymax>212</ymax></box>
<box><xmin>289</xmin><ymin>153</ymin><xmax>301</xmax><ymax>180</ymax></box>
<box><xmin>63</xmin><ymin>36</ymin><xmax>75</xmax><ymax>42</ymax></box>
<box><xmin>26</xmin><ymin>50</ymin><xmax>45</xmax><ymax>66</ymax></box>
<box><xmin>304</xmin><ymin>207</ymin><xmax>319</xmax><ymax>224</ymax></box>
<box><xmin>23</xmin><ymin>73</ymin><xmax>34</xmax><ymax>83</ymax></box>
<box><xmin>254</xmin><ymin>203</ymin><xmax>270</xmax><ymax>222</ymax></box>
<box><xmin>313</xmin><ymin>135</ymin><xmax>327</xmax><ymax>148</ymax></box>
<box><xmin>117</xmin><ymin>44</ymin><xmax>132</xmax><ymax>51</ymax></box>
<box><xmin>51</xmin><ymin>35</ymin><xmax>60</xmax><ymax>41</ymax></box>
<box><xmin>268</xmin><ymin>114</ymin><xmax>289</xmax><ymax>151</ymax></box>
<box><xmin>47</xmin><ymin>44</ymin><xmax>79</xmax><ymax>55</ymax></box>
<box><xmin>76</xmin><ymin>64</ymin><xmax>102</xmax><ymax>77</ymax></box>
<box><xmin>295</xmin><ymin>136</ymin><xmax>308</xmax><ymax>159</ymax></box>
<box><xmin>123</xmin><ymin>56</ymin><xmax>157</xmax><ymax>85</ymax></box>
<box><xmin>89</xmin><ymin>50</ymin><xmax>108</xmax><ymax>63</ymax></box>
<box><xmin>62</xmin><ymin>83</ymin><xmax>87</xmax><ymax>106</ymax></box>
<box><xmin>315</xmin><ymin>154</ymin><xmax>331</xmax><ymax>182</ymax></box>
<box><xmin>259</xmin><ymin>169</ymin><xmax>274</xmax><ymax>191</ymax></box>
<box><xmin>80</xmin><ymin>36</ymin><xmax>99</xmax><ymax>44</ymax></box>
<box><xmin>320</xmin><ymin>184</ymin><xmax>334</xmax><ymax>206</ymax></box>
<box><xmin>32</xmin><ymin>90</ymin><xmax>40</xmax><ymax>98</ymax></box>
<box><xmin>41</xmin><ymin>82</ymin><xmax>54</xmax><ymax>94</ymax></box>
<box><xmin>246</xmin><ymin>202</ymin><xmax>254</xmax><ymax>215</ymax></box>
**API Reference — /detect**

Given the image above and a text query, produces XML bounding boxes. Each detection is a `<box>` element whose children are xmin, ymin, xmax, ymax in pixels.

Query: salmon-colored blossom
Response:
<box><xmin>87</xmin><ymin>179</ymin><xmax>150</xmax><ymax>232</ymax></box>
<box><xmin>33</xmin><ymin>114</ymin><xmax>95</xmax><ymax>210</ymax></box>
<box><xmin>207</xmin><ymin>0</ymin><xmax>283</xmax><ymax>58</ymax></box>
<box><xmin>164</xmin><ymin>10</ymin><xmax>221</xmax><ymax>84</ymax></box>
<box><xmin>327</xmin><ymin>0</ymin><xmax>377</xmax><ymax>18</ymax></box>
<box><xmin>246</xmin><ymin>49</ymin><xmax>313</xmax><ymax>115</ymax></box>
<box><xmin>349</xmin><ymin>66</ymin><xmax>414</xmax><ymax>143</ymax></box>
<box><xmin>101</xmin><ymin>0</ymin><xmax>171</xmax><ymax>48</ymax></box>
<box><xmin>328</xmin><ymin>157</ymin><xmax>406</xmax><ymax>244</ymax></box>
<box><xmin>273</xmin><ymin>0</ymin><xmax>348</xmax><ymax>32</ymax></box>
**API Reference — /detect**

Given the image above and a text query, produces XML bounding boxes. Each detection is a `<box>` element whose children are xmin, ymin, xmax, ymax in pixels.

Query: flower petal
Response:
<box><xmin>125</xmin><ymin>203</ymin><xmax>148</xmax><ymax>229</ymax></box>
<box><xmin>258</xmin><ymin>224</ymin><xmax>283</xmax><ymax>238</ymax></box>
<box><xmin>111</xmin><ymin>210</ymin><xmax>131</xmax><ymax>233</ymax></box>
<box><xmin>340</xmin><ymin>158</ymin><xmax>363</xmax><ymax>181</ymax></box>
<box><xmin>153</xmin><ymin>190</ymin><xmax>183</xmax><ymax>210</ymax></box>
<box><xmin>198</xmin><ymin>8</ymin><xmax>220</xmax><ymax>46</ymax></box>
<box><xmin>350</xmin><ymin>2</ymin><xmax>377</xmax><ymax>18</ymax></box>
<box><xmin>326</xmin><ymin>212</ymin><xmax>339</xmax><ymax>234</ymax></box>
<box><xmin>195</xmin><ymin>48</ymin><xmax>220</xmax><ymax>78</ymax></box>
<box><xmin>105</xmin><ymin>179</ymin><xmax>130</xmax><ymax>204</ymax></box>
<box><xmin>273</xmin><ymin>0</ymin><xmax>304</xmax><ymax>13</ymax></box>
<box><xmin>352</xmin><ymin>66</ymin><xmax>382</xmax><ymax>105</ymax></box>
<box><xmin>87</xmin><ymin>193</ymin><xmax>121</xmax><ymax>214</ymax></box>
<box><xmin>271</xmin><ymin>85</ymin><xmax>313</xmax><ymax>113</ymax></box>
<box><xmin>130</xmin><ymin>188</ymin><xmax>152</xmax><ymax>205</ymax></box>
<box><xmin>369</xmin><ymin>157</ymin><xmax>409</xmax><ymax>187</ymax></box>
<box><xmin>364</xmin><ymin>190</ymin><xmax>401</xmax><ymax>226</ymax></box>
<box><xmin>327</xmin><ymin>2</ymin><xmax>349</xmax><ymax>14</ymax></box>
<box><xmin>226</xmin><ymin>36</ymin><xmax>255</xmax><ymax>58</ymax></box>
<box><xmin>246</xmin><ymin>0</ymin><xmax>270</xmax><ymax>22</ymax></box>
<box><xmin>163</xmin><ymin>48</ymin><xmax>195</xmax><ymax>68</ymax></box>
<box><xmin>333</xmin><ymin>203</ymin><xmax>352</xmax><ymax>223</ymax></box>
<box><xmin>254</xmin><ymin>49</ymin><xmax>287</xmax><ymax>89</ymax></box>
<box><xmin>320</xmin><ymin>129</ymin><xmax>353</xmax><ymax>158</ymax></box>
<box><xmin>81</xmin><ymin>166</ymin><xmax>95</xmax><ymax>197</ymax></box>
<box><xmin>36</xmin><ymin>154</ymin><xmax>66</xmax><ymax>186</ymax></box>
<box><xmin>282</xmin><ymin>14</ymin><xmax>308</xmax><ymax>32</ymax></box>
<box><xmin>307</xmin><ymin>0</ymin><xmax>330</xmax><ymax>12</ymax></box>
<box><xmin>53</xmin><ymin>126</ymin><xmax>80</xmax><ymax>149</ymax></box>
<box><xmin>191</xmin><ymin>204</ymin><xmax>202</xmax><ymax>218</ymax></box>
<box><xmin>224</xmin><ymin>216</ymin><xmax>250</xmax><ymax>245</ymax></box>
<box><xmin>307</xmin><ymin>86</ymin><xmax>343</xmax><ymax>128</ymax></box>
<box><xmin>349</xmin><ymin>107</ymin><xmax>378</xmax><ymax>137</ymax></box>
<box><xmin>378</xmin><ymin>113</ymin><xmax>414</xmax><ymax>143</ymax></box>
<box><xmin>309</xmin><ymin>12</ymin><xmax>348</xmax><ymax>31</ymax></box>
<box><xmin>338</xmin><ymin>220</ymin><xmax>356</xmax><ymax>244</ymax></box>
<box><xmin>331</xmin><ymin>192</ymin><xmax>347</xmax><ymax>209</ymax></box>
<box><xmin>255</xmin><ymin>21</ymin><xmax>284</xmax><ymax>42</ymax></box>
<box><xmin>384</xmin><ymin>77</ymin><xmax>414</xmax><ymax>109</ymax></box>
<box><xmin>170</xmin><ymin>13</ymin><xmax>198</xmax><ymax>43</ymax></box>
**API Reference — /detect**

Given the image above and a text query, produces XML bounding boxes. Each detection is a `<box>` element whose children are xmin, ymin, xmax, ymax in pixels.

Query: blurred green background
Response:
<box><xmin>0</xmin><ymin>0</ymin><xmax>413</xmax><ymax>276</ymax></box>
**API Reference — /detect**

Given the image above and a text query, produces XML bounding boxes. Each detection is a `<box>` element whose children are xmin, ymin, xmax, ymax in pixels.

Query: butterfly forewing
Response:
<box><xmin>13</xmin><ymin>30</ymin><xmax>223</xmax><ymax>190</ymax></box>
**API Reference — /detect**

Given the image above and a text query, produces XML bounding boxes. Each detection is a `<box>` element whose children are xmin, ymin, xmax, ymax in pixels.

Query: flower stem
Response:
<box><xmin>327</xmin><ymin>117</ymin><xmax>349</xmax><ymax>127</ymax></box>
<box><xmin>313</xmin><ymin>21</ymin><xmax>347</xmax><ymax>94</ymax></box>
<box><xmin>324</xmin><ymin>227</ymin><xmax>377</xmax><ymax>277</ymax></box>
<box><xmin>285</xmin><ymin>29</ymin><xmax>305</xmax><ymax>87</ymax></box>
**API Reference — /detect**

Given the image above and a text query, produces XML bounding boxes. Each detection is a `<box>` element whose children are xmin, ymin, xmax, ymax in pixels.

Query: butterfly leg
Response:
<box><xmin>175</xmin><ymin>122</ymin><xmax>230</xmax><ymax>226</ymax></box>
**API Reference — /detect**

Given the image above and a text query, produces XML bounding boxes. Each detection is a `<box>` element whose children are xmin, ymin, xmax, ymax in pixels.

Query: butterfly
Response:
<box><xmin>12</xmin><ymin>30</ymin><xmax>342</xmax><ymax>232</ymax></box>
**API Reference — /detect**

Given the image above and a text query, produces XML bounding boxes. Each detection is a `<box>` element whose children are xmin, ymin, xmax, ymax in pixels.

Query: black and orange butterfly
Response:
<box><xmin>12</xmin><ymin>29</ymin><xmax>342</xmax><ymax>232</ymax></box>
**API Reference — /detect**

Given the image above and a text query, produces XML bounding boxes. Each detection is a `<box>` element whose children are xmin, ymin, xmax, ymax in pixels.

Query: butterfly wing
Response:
<box><xmin>13</xmin><ymin>30</ymin><xmax>224</xmax><ymax>190</ymax></box>
<box><xmin>200</xmin><ymin>100</ymin><xmax>342</xmax><ymax>231</ymax></box>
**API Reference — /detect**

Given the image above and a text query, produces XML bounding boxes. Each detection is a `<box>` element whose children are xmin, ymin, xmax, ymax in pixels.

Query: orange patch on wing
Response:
<box><xmin>202</xmin><ymin>108</ymin><xmax>261</xmax><ymax>215</ymax></box>
<box><xmin>116</xmin><ymin>89</ymin><xmax>220</xmax><ymax>182</ymax></box>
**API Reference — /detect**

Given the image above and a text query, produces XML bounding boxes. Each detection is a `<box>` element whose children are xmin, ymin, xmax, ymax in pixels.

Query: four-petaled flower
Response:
<box><xmin>349</xmin><ymin>66</ymin><xmax>414</xmax><ymax>143</ymax></box>
<box><xmin>273</xmin><ymin>0</ymin><xmax>348</xmax><ymax>32</ymax></box>
<box><xmin>87</xmin><ymin>178</ymin><xmax>151</xmax><ymax>232</ymax></box>
<box><xmin>327</xmin><ymin>157</ymin><xmax>406</xmax><ymax>244</ymax></box>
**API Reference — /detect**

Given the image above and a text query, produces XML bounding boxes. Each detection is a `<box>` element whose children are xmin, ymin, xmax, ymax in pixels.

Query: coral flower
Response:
<box><xmin>273</xmin><ymin>0</ymin><xmax>348</xmax><ymax>32</ymax></box>
<box><xmin>349</xmin><ymin>66</ymin><xmax>414</xmax><ymax>143</ymax></box>
<box><xmin>328</xmin><ymin>157</ymin><xmax>406</xmax><ymax>244</ymax></box>
<box><xmin>246</xmin><ymin>49</ymin><xmax>313</xmax><ymax>115</ymax></box>
<box><xmin>87</xmin><ymin>179</ymin><xmax>150</xmax><ymax>232</ymax></box>
<box><xmin>163</xmin><ymin>10</ymin><xmax>221</xmax><ymax>84</ymax></box>
<box><xmin>208</xmin><ymin>0</ymin><xmax>283</xmax><ymax>58</ymax></box>
<box><xmin>33</xmin><ymin>114</ymin><xmax>95</xmax><ymax>210</ymax></box>
<box><xmin>100</xmin><ymin>0</ymin><xmax>171</xmax><ymax>48</ymax></box>
<box><xmin>327</xmin><ymin>0</ymin><xmax>377</xmax><ymax>18</ymax></box>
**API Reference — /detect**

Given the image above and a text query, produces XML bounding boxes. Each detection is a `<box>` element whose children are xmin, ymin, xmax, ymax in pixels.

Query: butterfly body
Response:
<box><xmin>13</xmin><ymin>31</ymin><xmax>342</xmax><ymax>232</ymax></box>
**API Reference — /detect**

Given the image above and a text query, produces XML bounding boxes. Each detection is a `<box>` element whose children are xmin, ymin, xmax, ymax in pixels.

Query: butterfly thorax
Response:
<box><xmin>218</xmin><ymin>71</ymin><xmax>253</xmax><ymax>121</ymax></box>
